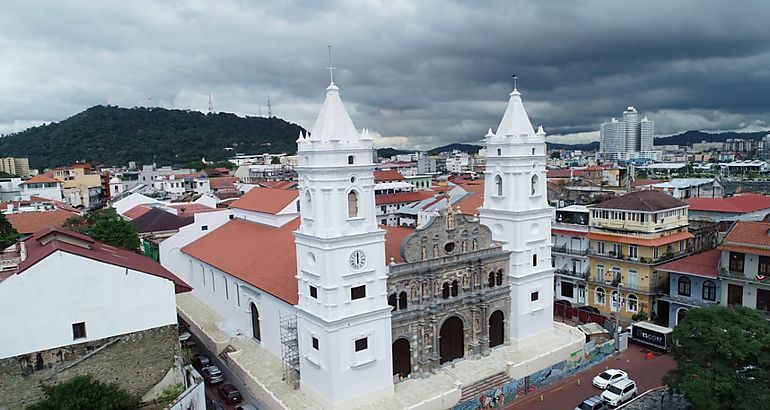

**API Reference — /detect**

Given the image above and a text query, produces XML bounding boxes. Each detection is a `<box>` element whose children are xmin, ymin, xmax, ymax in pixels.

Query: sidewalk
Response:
<box><xmin>505</xmin><ymin>344</ymin><xmax>676</xmax><ymax>410</ymax></box>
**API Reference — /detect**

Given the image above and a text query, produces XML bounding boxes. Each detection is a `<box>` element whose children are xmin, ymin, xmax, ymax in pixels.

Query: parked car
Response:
<box><xmin>235</xmin><ymin>404</ymin><xmax>259</xmax><ymax>410</ymax></box>
<box><xmin>179</xmin><ymin>331</ymin><xmax>191</xmax><ymax>344</ymax></box>
<box><xmin>592</xmin><ymin>369</ymin><xmax>628</xmax><ymax>389</ymax></box>
<box><xmin>601</xmin><ymin>379</ymin><xmax>637</xmax><ymax>407</ymax></box>
<box><xmin>193</xmin><ymin>354</ymin><xmax>211</xmax><ymax>369</ymax></box>
<box><xmin>217</xmin><ymin>383</ymin><xmax>243</xmax><ymax>405</ymax></box>
<box><xmin>575</xmin><ymin>395</ymin><xmax>609</xmax><ymax>410</ymax></box>
<box><xmin>201</xmin><ymin>365</ymin><xmax>225</xmax><ymax>384</ymax></box>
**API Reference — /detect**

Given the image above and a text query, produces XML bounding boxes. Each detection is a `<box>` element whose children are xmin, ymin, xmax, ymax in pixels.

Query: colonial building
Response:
<box><xmin>552</xmin><ymin>205</ymin><xmax>590</xmax><ymax>306</ymax></box>
<box><xmin>587</xmin><ymin>190</ymin><xmax>692</xmax><ymax>321</ymax></box>
<box><xmin>387</xmin><ymin>206</ymin><xmax>510</xmax><ymax>378</ymax></box>
<box><xmin>657</xmin><ymin>249</ymin><xmax>721</xmax><ymax>328</ymax></box>
<box><xmin>718</xmin><ymin>221</ymin><xmax>770</xmax><ymax>315</ymax></box>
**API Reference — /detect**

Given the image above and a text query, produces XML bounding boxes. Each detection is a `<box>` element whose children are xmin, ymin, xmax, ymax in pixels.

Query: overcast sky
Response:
<box><xmin>2</xmin><ymin>0</ymin><xmax>769</xmax><ymax>149</ymax></box>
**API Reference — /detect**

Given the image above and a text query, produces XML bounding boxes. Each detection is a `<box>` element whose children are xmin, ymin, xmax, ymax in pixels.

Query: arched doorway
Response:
<box><xmin>392</xmin><ymin>338</ymin><xmax>411</xmax><ymax>379</ymax></box>
<box><xmin>676</xmin><ymin>308</ymin><xmax>688</xmax><ymax>326</ymax></box>
<box><xmin>489</xmin><ymin>310</ymin><xmax>504</xmax><ymax>348</ymax></box>
<box><xmin>250</xmin><ymin>303</ymin><xmax>261</xmax><ymax>341</ymax></box>
<box><xmin>439</xmin><ymin>316</ymin><xmax>464</xmax><ymax>364</ymax></box>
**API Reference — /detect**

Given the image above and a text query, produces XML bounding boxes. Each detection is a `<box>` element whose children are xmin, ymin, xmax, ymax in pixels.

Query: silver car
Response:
<box><xmin>202</xmin><ymin>365</ymin><xmax>224</xmax><ymax>384</ymax></box>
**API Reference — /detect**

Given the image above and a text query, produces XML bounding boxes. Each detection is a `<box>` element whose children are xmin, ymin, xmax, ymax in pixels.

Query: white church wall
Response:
<box><xmin>160</xmin><ymin>209</ymin><xmax>232</xmax><ymax>283</ymax></box>
<box><xmin>0</xmin><ymin>252</ymin><xmax>177</xmax><ymax>359</ymax></box>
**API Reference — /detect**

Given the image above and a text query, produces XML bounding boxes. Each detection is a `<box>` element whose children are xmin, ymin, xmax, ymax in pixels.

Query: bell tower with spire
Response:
<box><xmin>479</xmin><ymin>84</ymin><xmax>554</xmax><ymax>343</ymax></box>
<box><xmin>294</xmin><ymin>72</ymin><xmax>394</xmax><ymax>408</ymax></box>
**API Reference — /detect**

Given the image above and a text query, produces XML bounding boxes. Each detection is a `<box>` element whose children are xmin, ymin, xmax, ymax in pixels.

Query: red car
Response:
<box><xmin>217</xmin><ymin>384</ymin><xmax>242</xmax><ymax>405</ymax></box>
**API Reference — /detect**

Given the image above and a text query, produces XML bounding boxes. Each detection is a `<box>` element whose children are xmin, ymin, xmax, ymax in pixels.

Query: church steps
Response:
<box><xmin>459</xmin><ymin>371</ymin><xmax>510</xmax><ymax>402</ymax></box>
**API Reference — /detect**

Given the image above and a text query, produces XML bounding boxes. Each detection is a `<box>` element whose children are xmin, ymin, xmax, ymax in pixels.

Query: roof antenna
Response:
<box><xmin>208</xmin><ymin>94</ymin><xmax>213</xmax><ymax>114</ymax></box>
<box><xmin>512</xmin><ymin>74</ymin><xmax>518</xmax><ymax>91</ymax></box>
<box><xmin>327</xmin><ymin>45</ymin><xmax>336</xmax><ymax>85</ymax></box>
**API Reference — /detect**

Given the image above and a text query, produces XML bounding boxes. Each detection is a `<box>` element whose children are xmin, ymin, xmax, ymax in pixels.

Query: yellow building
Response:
<box><xmin>586</xmin><ymin>190</ymin><xmax>691</xmax><ymax>322</ymax></box>
<box><xmin>0</xmin><ymin>157</ymin><xmax>31</xmax><ymax>177</ymax></box>
<box><xmin>53</xmin><ymin>163</ymin><xmax>104</xmax><ymax>208</ymax></box>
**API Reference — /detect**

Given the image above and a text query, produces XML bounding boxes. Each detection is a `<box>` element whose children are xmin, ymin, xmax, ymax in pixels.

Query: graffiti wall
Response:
<box><xmin>453</xmin><ymin>340</ymin><xmax>616</xmax><ymax>410</ymax></box>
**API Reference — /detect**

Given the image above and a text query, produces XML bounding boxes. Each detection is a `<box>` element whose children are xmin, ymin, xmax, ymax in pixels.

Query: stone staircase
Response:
<box><xmin>459</xmin><ymin>371</ymin><xmax>510</xmax><ymax>402</ymax></box>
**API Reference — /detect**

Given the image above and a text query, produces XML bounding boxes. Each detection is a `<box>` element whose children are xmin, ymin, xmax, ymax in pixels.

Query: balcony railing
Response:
<box><xmin>552</xmin><ymin>244</ymin><xmax>590</xmax><ymax>256</ymax></box>
<box><xmin>555</xmin><ymin>268</ymin><xmax>589</xmax><ymax>279</ymax></box>
<box><xmin>720</xmin><ymin>268</ymin><xmax>770</xmax><ymax>285</ymax></box>
<box><xmin>591</xmin><ymin>250</ymin><xmax>688</xmax><ymax>265</ymax></box>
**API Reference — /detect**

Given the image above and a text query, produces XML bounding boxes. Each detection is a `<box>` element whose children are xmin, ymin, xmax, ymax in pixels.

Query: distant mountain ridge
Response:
<box><xmin>653</xmin><ymin>130</ymin><xmax>770</xmax><ymax>146</ymax></box>
<box><xmin>0</xmin><ymin>105</ymin><xmax>306</xmax><ymax>168</ymax></box>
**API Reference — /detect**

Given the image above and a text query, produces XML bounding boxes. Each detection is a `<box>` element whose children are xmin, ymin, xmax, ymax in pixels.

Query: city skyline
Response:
<box><xmin>2</xmin><ymin>1</ymin><xmax>770</xmax><ymax>149</ymax></box>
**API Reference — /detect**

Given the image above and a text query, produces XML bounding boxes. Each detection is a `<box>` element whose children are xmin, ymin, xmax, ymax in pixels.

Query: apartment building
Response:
<box><xmin>718</xmin><ymin>221</ymin><xmax>770</xmax><ymax>315</ymax></box>
<box><xmin>552</xmin><ymin>205</ymin><xmax>590</xmax><ymax>306</ymax></box>
<box><xmin>587</xmin><ymin>190</ymin><xmax>692</xmax><ymax>321</ymax></box>
<box><xmin>0</xmin><ymin>157</ymin><xmax>31</xmax><ymax>177</ymax></box>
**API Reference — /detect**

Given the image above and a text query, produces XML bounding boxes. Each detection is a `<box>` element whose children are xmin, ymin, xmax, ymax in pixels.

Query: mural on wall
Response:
<box><xmin>453</xmin><ymin>341</ymin><xmax>616</xmax><ymax>410</ymax></box>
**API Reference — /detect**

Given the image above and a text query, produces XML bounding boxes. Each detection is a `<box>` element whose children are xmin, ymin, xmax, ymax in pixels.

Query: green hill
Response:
<box><xmin>0</xmin><ymin>105</ymin><xmax>306</xmax><ymax>169</ymax></box>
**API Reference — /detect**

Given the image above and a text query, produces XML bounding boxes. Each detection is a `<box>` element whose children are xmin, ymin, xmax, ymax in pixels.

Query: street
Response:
<box><xmin>505</xmin><ymin>343</ymin><xmax>676</xmax><ymax>410</ymax></box>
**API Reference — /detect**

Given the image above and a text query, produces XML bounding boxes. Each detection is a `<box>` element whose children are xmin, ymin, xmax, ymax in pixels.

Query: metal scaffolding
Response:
<box><xmin>279</xmin><ymin>312</ymin><xmax>300</xmax><ymax>389</ymax></box>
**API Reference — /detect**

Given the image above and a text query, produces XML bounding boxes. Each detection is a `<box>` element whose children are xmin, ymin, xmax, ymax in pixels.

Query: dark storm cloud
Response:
<box><xmin>1</xmin><ymin>0</ymin><xmax>769</xmax><ymax>148</ymax></box>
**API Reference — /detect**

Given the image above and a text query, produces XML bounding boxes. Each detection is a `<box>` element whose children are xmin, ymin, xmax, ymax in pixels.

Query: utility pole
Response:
<box><xmin>267</xmin><ymin>98</ymin><xmax>272</xmax><ymax>117</ymax></box>
<box><xmin>208</xmin><ymin>94</ymin><xmax>213</xmax><ymax>114</ymax></box>
<box><xmin>607</xmin><ymin>272</ymin><xmax>623</xmax><ymax>353</ymax></box>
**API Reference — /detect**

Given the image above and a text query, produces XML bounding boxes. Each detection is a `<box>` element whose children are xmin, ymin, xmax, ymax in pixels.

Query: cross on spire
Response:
<box><xmin>327</xmin><ymin>45</ymin><xmax>336</xmax><ymax>85</ymax></box>
<box><xmin>512</xmin><ymin>74</ymin><xmax>518</xmax><ymax>91</ymax></box>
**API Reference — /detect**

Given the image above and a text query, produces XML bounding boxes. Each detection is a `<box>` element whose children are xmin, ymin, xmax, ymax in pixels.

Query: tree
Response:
<box><xmin>0</xmin><ymin>213</ymin><xmax>20</xmax><ymax>249</ymax></box>
<box><xmin>28</xmin><ymin>374</ymin><xmax>138</xmax><ymax>410</ymax></box>
<box><xmin>63</xmin><ymin>208</ymin><xmax>140</xmax><ymax>250</ymax></box>
<box><xmin>663</xmin><ymin>305</ymin><xmax>770</xmax><ymax>410</ymax></box>
<box><xmin>550</xmin><ymin>151</ymin><xmax>561</xmax><ymax>159</ymax></box>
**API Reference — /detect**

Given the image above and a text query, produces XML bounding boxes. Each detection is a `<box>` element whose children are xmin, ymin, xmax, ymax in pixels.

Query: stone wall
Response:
<box><xmin>0</xmin><ymin>324</ymin><xmax>179</xmax><ymax>409</ymax></box>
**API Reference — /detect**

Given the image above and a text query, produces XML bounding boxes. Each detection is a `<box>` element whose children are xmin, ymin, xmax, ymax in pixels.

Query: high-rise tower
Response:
<box><xmin>294</xmin><ymin>79</ymin><xmax>394</xmax><ymax>409</ymax></box>
<box><xmin>479</xmin><ymin>87</ymin><xmax>554</xmax><ymax>342</ymax></box>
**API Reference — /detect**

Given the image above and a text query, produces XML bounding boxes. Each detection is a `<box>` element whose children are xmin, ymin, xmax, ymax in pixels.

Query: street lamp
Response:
<box><xmin>606</xmin><ymin>275</ymin><xmax>623</xmax><ymax>353</ymax></box>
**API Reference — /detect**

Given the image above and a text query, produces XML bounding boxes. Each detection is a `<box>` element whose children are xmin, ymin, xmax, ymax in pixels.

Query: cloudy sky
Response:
<box><xmin>2</xmin><ymin>0</ymin><xmax>769</xmax><ymax>149</ymax></box>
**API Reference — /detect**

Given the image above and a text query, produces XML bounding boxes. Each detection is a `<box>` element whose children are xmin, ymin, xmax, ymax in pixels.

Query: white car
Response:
<box><xmin>592</xmin><ymin>369</ymin><xmax>628</xmax><ymax>389</ymax></box>
<box><xmin>601</xmin><ymin>379</ymin><xmax>637</xmax><ymax>407</ymax></box>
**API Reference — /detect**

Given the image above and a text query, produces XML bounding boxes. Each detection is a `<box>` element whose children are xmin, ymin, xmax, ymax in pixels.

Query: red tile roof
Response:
<box><xmin>123</xmin><ymin>204</ymin><xmax>153</xmax><ymax>220</ymax></box>
<box><xmin>721</xmin><ymin>221</ymin><xmax>770</xmax><ymax>248</ymax></box>
<box><xmin>375</xmin><ymin>191</ymin><xmax>435</xmax><ymax>205</ymax></box>
<box><xmin>455</xmin><ymin>182</ymin><xmax>485</xmax><ymax>215</ymax></box>
<box><xmin>130</xmin><ymin>208</ymin><xmax>193</xmax><ymax>234</ymax></box>
<box><xmin>182</xmin><ymin>218</ymin><xmax>410</xmax><ymax>304</ymax></box>
<box><xmin>14</xmin><ymin>227</ymin><xmax>191</xmax><ymax>293</ymax></box>
<box><xmin>688</xmin><ymin>193</ymin><xmax>770</xmax><ymax>213</ymax></box>
<box><xmin>589</xmin><ymin>190</ymin><xmax>688</xmax><ymax>212</ymax></box>
<box><xmin>547</xmin><ymin>169</ymin><xmax>585</xmax><ymax>179</ymax></box>
<box><xmin>6</xmin><ymin>210</ymin><xmax>77</xmax><ymax>234</ymax></box>
<box><xmin>631</xmin><ymin>179</ymin><xmax>666</xmax><ymax>188</ymax></box>
<box><xmin>258</xmin><ymin>180</ymin><xmax>297</xmax><ymax>190</ymax></box>
<box><xmin>656</xmin><ymin>249</ymin><xmax>720</xmax><ymax>278</ymax></box>
<box><xmin>230</xmin><ymin>187</ymin><xmax>298</xmax><ymax>214</ymax></box>
<box><xmin>168</xmin><ymin>203</ymin><xmax>217</xmax><ymax>218</ymax></box>
<box><xmin>374</xmin><ymin>170</ymin><xmax>405</xmax><ymax>182</ymax></box>
<box><xmin>209</xmin><ymin>177</ymin><xmax>240</xmax><ymax>190</ymax></box>
<box><xmin>20</xmin><ymin>174</ymin><xmax>62</xmax><ymax>185</ymax></box>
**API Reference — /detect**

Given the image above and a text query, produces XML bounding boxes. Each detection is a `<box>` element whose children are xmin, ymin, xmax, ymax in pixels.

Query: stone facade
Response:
<box><xmin>0</xmin><ymin>324</ymin><xmax>179</xmax><ymax>409</ymax></box>
<box><xmin>388</xmin><ymin>207</ymin><xmax>511</xmax><ymax>378</ymax></box>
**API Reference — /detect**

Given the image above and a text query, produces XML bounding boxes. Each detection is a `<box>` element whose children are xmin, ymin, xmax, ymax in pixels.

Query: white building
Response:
<box><xmin>478</xmin><ymin>86</ymin><xmax>555</xmax><ymax>341</ymax></box>
<box><xmin>19</xmin><ymin>175</ymin><xmax>63</xmax><ymax>202</ymax></box>
<box><xmin>552</xmin><ymin>206</ymin><xmax>590</xmax><ymax>306</ymax></box>
<box><xmin>0</xmin><ymin>177</ymin><xmax>22</xmax><ymax>201</ymax></box>
<box><xmin>0</xmin><ymin>227</ymin><xmax>191</xmax><ymax>359</ymax></box>
<box><xmin>600</xmin><ymin>106</ymin><xmax>656</xmax><ymax>160</ymax></box>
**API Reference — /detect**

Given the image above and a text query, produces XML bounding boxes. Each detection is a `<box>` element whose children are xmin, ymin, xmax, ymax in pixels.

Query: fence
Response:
<box><xmin>553</xmin><ymin>302</ymin><xmax>609</xmax><ymax>328</ymax></box>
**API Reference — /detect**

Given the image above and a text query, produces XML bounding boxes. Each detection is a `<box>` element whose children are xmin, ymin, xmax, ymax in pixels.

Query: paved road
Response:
<box><xmin>505</xmin><ymin>343</ymin><xmax>676</xmax><ymax>410</ymax></box>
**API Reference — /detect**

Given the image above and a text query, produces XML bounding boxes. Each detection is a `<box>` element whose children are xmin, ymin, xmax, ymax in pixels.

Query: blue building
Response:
<box><xmin>657</xmin><ymin>249</ymin><xmax>721</xmax><ymax>328</ymax></box>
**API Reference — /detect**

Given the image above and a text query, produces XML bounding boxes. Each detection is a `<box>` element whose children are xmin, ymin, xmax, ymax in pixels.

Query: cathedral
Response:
<box><xmin>160</xmin><ymin>75</ymin><xmax>567</xmax><ymax>410</ymax></box>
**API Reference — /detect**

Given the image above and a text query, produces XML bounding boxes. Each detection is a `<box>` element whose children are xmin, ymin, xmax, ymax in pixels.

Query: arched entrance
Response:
<box><xmin>250</xmin><ymin>303</ymin><xmax>261</xmax><ymax>341</ymax></box>
<box><xmin>392</xmin><ymin>338</ymin><xmax>411</xmax><ymax>379</ymax></box>
<box><xmin>676</xmin><ymin>308</ymin><xmax>688</xmax><ymax>326</ymax></box>
<box><xmin>439</xmin><ymin>316</ymin><xmax>464</xmax><ymax>364</ymax></box>
<box><xmin>489</xmin><ymin>310</ymin><xmax>504</xmax><ymax>348</ymax></box>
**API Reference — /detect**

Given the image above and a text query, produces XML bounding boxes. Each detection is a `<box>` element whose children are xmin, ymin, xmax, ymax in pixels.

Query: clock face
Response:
<box><xmin>349</xmin><ymin>250</ymin><xmax>367</xmax><ymax>271</ymax></box>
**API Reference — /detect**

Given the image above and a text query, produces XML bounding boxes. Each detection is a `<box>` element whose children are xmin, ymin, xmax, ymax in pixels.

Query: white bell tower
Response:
<box><xmin>294</xmin><ymin>78</ymin><xmax>394</xmax><ymax>409</ymax></box>
<box><xmin>479</xmin><ymin>86</ymin><xmax>555</xmax><ymax>343</ymax></box>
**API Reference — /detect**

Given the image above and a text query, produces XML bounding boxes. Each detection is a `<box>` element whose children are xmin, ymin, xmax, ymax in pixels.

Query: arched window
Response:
<box><xmin>398</xmin><ymin>291</ymin><xmax>408</xmax><ymax>310</ymax></box>
<box><xmin>305</xmin><ymin>192</ymin><xmax>312</xmax><ymax>214</ymax></box>
<box><xmin>296</xmin><ymin>200</ymin><xmax>301</xmax><ymax>212</ymax></box>
<box><xmin>442</xmin><ymin>282</ymin><xmax>450</xmax><ymax>299</ymax></box>
<box><xmin>495</xmin><ymin>270</ymin><xmax>503</xmax><ymax>286</ymax></box>
<box><xmin>250</xmin><ymin>303</ymin><xmax>261</xmax><ymax>341</ymax></box>
<box><xmin>532</xmin><ymin>254</ymin><xmax>538</xmax><ymax>267</ymax></box>
<box><xmin>532</xmin><ymin>147</ymin><xmax>535</xmax><ymax>155</ymax></box>
<box><xmin>472</xmin><ymin>239</ymin><xmax>478</xmax><ymax>251</ymax></box>
<box><xmin>388</xmin><ymin>293</ymin><xmax>397</xmax><ymax>311</ymax></box>
<box><xmin>347</xmin><ymin>191</ymin><xmax>359</xmax><ymax>218</ymax></box>
<box><xmin>451</xmin><ymin>280</ymin><xmax>459</xmax><ymax>297</ymax></box>
<box><xmin>627</xmin><ymin>294</ymin><xmax>638</xmax><ymax>312</ymax></box>
<box><xmin>531</xmin><ymin>174</ymin><xmax>539</xmax><ymax>196</ymax></box>
<box><xmin>595</xmin><ymin>287</ymin><xmax>606</xmax><ymax>305</ymax></box>
<box><xmin>488</xmin><ymin>271</ymin><xmax>495</xmax><ymax>288</ymax></box>
<box><xmin>348</xmin><ymin>155</ymin><xmax>354</xmax><ymax>165</ymax></box>
<box><xmin>495</xmin><ymin>175</ymin><xmax>503</xmax><ymax>196</ymax></box>
<box><xmin>677</xmin><ymin>276</ymin><xmax>691</xmax><ymax>297</ymax></box>
<box><xmin>497</xmin><ymin>148</ymin><xmax>501</xmax><ymax>156</ymax></box>
<box><xmin>702</xmin><ymin>280</ymin><xmax>716</xmax><ymax>301</ymax></box>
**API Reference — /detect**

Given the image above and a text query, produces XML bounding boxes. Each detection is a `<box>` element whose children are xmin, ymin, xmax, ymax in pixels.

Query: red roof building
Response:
<box><xmin>688</xmin><ymin>193</ymin><xmax>770</xmax><ymax>214</ymax></box>
<box><xmin>374</xmin><ymin>170</ymin><xmax>405</xmax><ymax>182</ymax></box>
<box><xmin>657</xmin><ymin>249</ymin><xmax>721</xmax><ymax>278</ymax></box>
<box><xmin>230</xmin><ymin>187</ymin><xmax>299</xmax><ymax>214</ymax></box>
<box><xmin>6</xmin><ymin>210</ymin><xmax>77</xmax><ymax>235</ymax></box>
